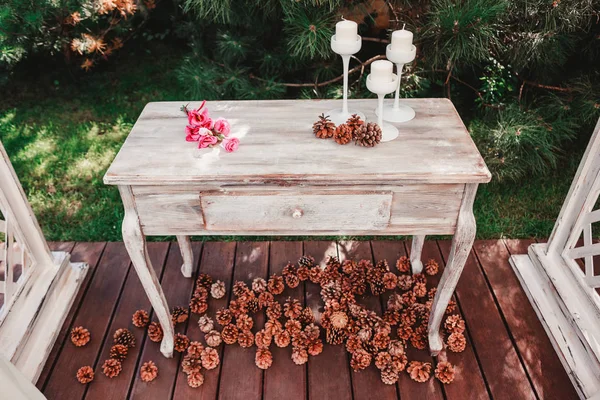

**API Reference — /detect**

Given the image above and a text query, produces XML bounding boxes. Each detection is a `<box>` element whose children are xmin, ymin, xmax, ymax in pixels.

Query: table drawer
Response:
<box><xmin>200</xmin><ymin>191</ymin><xmax>392</xmax><ymax>232</ymax></box>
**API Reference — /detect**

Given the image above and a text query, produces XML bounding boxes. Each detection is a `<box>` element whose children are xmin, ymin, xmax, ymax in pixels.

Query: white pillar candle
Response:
<box><xmin>335</xmin><ymin>20</ymin><xmax>358</xmax><ymax>42</ymax></box>
<box><xmin>391</xmin><ymin>28</ymin><xmax>413</xmax><ymax>52</ymax></box>
<box><xmin>370</xmin><ymin>60</ymin><xmax>393</xmax><ymax>82</ymax></box>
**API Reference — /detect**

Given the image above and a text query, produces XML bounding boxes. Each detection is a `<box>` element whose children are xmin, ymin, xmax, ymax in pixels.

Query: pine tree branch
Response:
<box><xmin>361</xmin><ymin>37</ymin><xmax>389</xmax><ymax>44</ymax></box>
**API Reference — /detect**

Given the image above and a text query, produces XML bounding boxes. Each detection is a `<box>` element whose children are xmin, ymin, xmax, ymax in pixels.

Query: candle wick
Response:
<box><xmin>402</xmin><ymin>23</ymin><xmax>406</xmax><ymax>30</ymax></box>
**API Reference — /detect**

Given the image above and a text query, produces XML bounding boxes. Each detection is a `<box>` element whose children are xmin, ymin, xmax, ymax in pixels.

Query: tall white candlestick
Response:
<box><xmin>391</xmin><ymin>28</ymin><xmax>413</xmax><ymax>52</ymax></box>
<box><xmin>370</xmin><ymin>60</ymin><xmax>393</xmax><ymax>82</ymax></box>
<box><xmin>335</xmin><ymin>20</ymin><xmax>358</xmax><ymax>42</ymax></box>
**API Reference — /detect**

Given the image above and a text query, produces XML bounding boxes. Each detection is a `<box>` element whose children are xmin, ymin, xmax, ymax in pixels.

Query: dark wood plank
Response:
<box><xmin>483</xmin><ymin>239</ymin><xmax>579</xmax><ymax>400</ymax></box>
<box><xmin>438</xmin><ymin>240</ymin><xmax>536</xmax><ymax>400</ymax></box>
<box><xmin>303</xmin><ymin>241</ymin><xmax>353</xmax><ymax>400</ymax></box>
<box><xmin>420</xmin><ymin>240</ymin><xmax>489</xmax><ymax>400</ymax></box>
<box><xmin>371</xmin><ymin>240</ymin><xmax>444</xmax><ymax>400</ymax></box>
<box><xmin>338</xmin><ymin>240</ymin><xmax>398</xmax><ymax>400</ymax></box>
<box><xmin>263</xmin><ymin>241</ymin><xmax>306</xmax><ymax>400</ymax></box>
<box><xmin>84</xmin><ymin>242</ymin><xmax>170</xmax><ymax>400</ymax></box>
<box><xmin>218</xmin><ymin>242</ymin><xmax>269</xmax><ymax>400</ymax></box>
<box><xmin>130</xmin><ymin>242</ymin><xmax>202</xmax><ymax>400</ymax></box>
<box><xmin>171</xmin><ymin>241</ymin><xmax>237</xmax><ymax>400</ymax></box>
<box><xmin>43</xmin><ymin>242</ymin><xmax>131</xmax><ymax>400</ymax></box>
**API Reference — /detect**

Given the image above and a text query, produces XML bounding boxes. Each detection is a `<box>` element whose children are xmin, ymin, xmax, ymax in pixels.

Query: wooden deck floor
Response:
<box><xmin>37</xmin><ymin>240</ymin><xmax>578</xmax><ymax>400</ymax></box>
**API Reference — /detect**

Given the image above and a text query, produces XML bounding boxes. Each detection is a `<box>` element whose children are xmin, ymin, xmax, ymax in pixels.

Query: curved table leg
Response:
<box><xmin>119</xmin><ymin>186</ymin><xmax>174</xmax><ymax>358</ymax></box>
<box><xmin>428</xmin><ymin>183</ymin><xmax>478</xmax><ymax>356</ymax></box>
<box><xmin>177</xmin><ymin>235</ymin><xmax>194</xmax><ymax>278</ymax></box>
<box><xmin>411</xmin><ymin>235</ymin><xmax>425</xmax><ymax>274</ymax></box>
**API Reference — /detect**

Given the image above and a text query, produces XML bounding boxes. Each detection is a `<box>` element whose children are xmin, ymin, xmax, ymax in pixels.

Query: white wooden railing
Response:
<box><xmin>0</xmin><ymin>140</ymin><xmax>88</xmax><ymax>383</ymax></box>
<box><xmin>510</xmin><ymin>118</ymin><xmax>600</xmax><ymax>399</ymax></box>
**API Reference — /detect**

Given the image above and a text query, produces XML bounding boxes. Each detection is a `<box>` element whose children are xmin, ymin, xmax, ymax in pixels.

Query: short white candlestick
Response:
<box><xmin>366</xmin><ymin>73</ymin><xmax>399</xmax><ymax>142</ymax></box>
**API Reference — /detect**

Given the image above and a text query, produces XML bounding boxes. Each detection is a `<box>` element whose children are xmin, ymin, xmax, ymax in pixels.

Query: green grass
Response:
<box><xmin>0</xmin><ymin>43</ymin><xmax>580</xmax><ymax>241</ymax></box>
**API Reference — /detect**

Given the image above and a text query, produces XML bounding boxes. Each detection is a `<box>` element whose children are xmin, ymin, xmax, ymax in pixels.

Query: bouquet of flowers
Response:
<box><xmin>182</xmin><ymin>101</ymin><xmax>239</xmax><ymax>153</ymax></box>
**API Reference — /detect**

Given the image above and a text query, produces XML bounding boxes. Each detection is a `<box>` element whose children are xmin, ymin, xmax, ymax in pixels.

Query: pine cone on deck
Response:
<box><xmin>206</xmin><ymin>330</ymin><xmax>222</xmax><ymax>347</ymax></box>
<box><xmin>174</xmin><ymin>333</ymin><xmax>190</xmax><ymax>352</ymax></box>
<box><xmin>381</xmin><ymin>366</ymin><xmax>400</xmax><ymax>385</ymax></box>
<box><xmin>255</xmin><ymin>348</ymin><xmax>273</xmax><ymax>370</ymax></box>
<box><xmin>396</xmin><ymin>256</ymin><xmax>410</xmax><ymax>273</ymax></box>
<box><xmin>255</xmin><ymin>329</ymin><xmax>272</xmax><ymax>349</ymax></box>
<box><xmin>350</xmin><ymin>349</ymin><xmax>372</xmax><ymax>371</ymax></box>
<box><xmin>267</xmin><ymin>275</ymin><xmax>285</xmax><ymax>295</ymax></box>
<box><xmin>425</xmin><ymin>259</ymin><xmax>439</xmax><ymax>275</ymax></box>
<box><xmin>252</xmin><ymin>277</ymin><xmax>268</xmax><ymax>293</ymax></box>
<box><xmin>326</xmin><ymin>327</ymin><xmax>347</xmax><ymax>345</ymax></box>
<box><xmin>330</xmin><ymin>311</ymin><xmax>348</xmax><ymax>329</ymax></box>
<box><xmin>447</xmin><ymin>332</ymin><xmax>466</xmax><ymax>352</ymax></box>
<box><xmin>198</xmin><ymin>315</ymin><xmax>214</xmax><ymax>333</ymax></box>
<box><xmin>187</xmin><ymin>371</ymin><xmax>205</xmax><ymax>388</ymax></box>
<box><xmin>71</xmin><ymin>326</ymin><xmax>91</xmax><ymax>347</ymax></box>
<box><xmin>354</xmin><ymin>122</ymin><xmax>382</xmax><ymax>147</ymax></box>
<box><xmin>132</xmin><ymin>310</ymin><xmax>149</xmax><ymax>328</ymax></box>
<box><xmin>265</xmin><ymin>319</ymin><xmax>283</xmax><ymax>336</ymax></box>
<box><xmin>211</xmin><ymin>280</ymin><xmax>226</xmax><ymax>299</ymax></box>
<box><xmin>189</xmin><ymin>296</ymin><xmax>208</xmax><ymax>315</ymax></box>
<box><xmin>444</xmin><ymin>314</ymin><xmax>466</xmax><ymax>334</ymax></box>
<box><xmin>109</xmin><ymin>344</ymin><xmax>128</xmax><ymax>362</ymax></box>
<box><xmin>222</xmin><ymin>324</ymin><xmax>239</xmax><ymax>345</ymax></box>
<box><xmin>171</xmin><ymin>306</ymin><xmax>189</xmax><ymax>325</ymax></box>
<box><xmin>140</xmin><ymin>361</ymin><xmax>158</xmax><ymax>382</ymax></box>
<box><xmin>187</xmin><ymin>341</ymin><xmax>204</xmax><ymax>358</ymax></box>
<box><xmin>292</xmin><ymin>348</ymin><xmax>309</xmax><ymax>365</ymax></box>
<box><xmin>298</xmin><ymin>255</ymin><xmax>315</xmax><ymax>269</ymax></box>
<box><xmin>307</xmin><ymin>339</ymin><xmax>323</xmax><ymax>356</ymax></box>
<box><xmin>388</xmin><ymin>339</ymin><xmax>405</xmax><ymax>357</ymax></box>
<box><xmin>102</xmin><ymin>358</ymin><xmax>122</xmax><ymax>378</ymax></box>
<box><xmin>114</xmin><ymin>328</ymin><xmax>135</xmax><ymax>348</ymax></box>
<box><xmin>76</xmin><ymin>366</ymin><xmax>94</xmax><ymax>384</ymax></box>
<box><xmin>407</xmin><ymin>361</ymin><xmax>432</xmax><ymax>383</ymax></box>
<box><xmin>284</xmin><ymin>298</ymin><xmax>303</xmax><ymax>319</ymax></box>
<box><xmin>238</xmin><ymin>330</ymin><xmax>255</xmax><ymax>348</ymax></box>
<box><xmin>147</xmin><ymin>322</ymin><xmax>163</xmax><ymax>342</ymax></box>
<box><xmin>196</xmin><ymin>273</ymin><xmax>213</xmax><ymax>289</ymax></box>
<box><xmin>334</xmin><ymin>124</ymin><xmax>353</xmax><ymax>145</ymax></box>
<box><xmin>274</xmin><ymin>330</ymin><xmax>291</xmax><ymax>348</ymax></box>
<box><xmin>181</xmin><ymin>354</ymin><xmax>202</xmax><ymax>375</ymax></box>
<box><xmin>397</xmin><ymin>274</ymin><xmax>413</xmax><ymax>291</ymax></box>
<box><xmin>313</xmin><ymin>114</ymin><xmax>335</xmax><ymax>139</ymax></box>
<box><xmin>435</xmin><ymin>361</ymin><xmax>455</xmax><ymax>384</ymax></box>
<box><xmin>201</xmin><ymin>347</ymin><xmax>220</xmax><ymax>370</ymax></box>
<box><xmin>216</xmin><ymin>308</ymin><xmax>233</xmax><ymax>326</ymax></box>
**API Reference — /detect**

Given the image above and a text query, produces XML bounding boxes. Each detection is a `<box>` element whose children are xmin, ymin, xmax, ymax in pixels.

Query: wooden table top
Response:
<box><xmin>104</xmin><ymin>98</ymin><xmax>491</xmax><ymax>186</ymax></box>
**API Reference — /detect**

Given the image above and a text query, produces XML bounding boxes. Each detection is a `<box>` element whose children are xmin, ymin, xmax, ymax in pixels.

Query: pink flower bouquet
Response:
<box><xmin>181</xmin><ymin>101</ymin><xmax>238</xmax><ymax>152</ymax></box>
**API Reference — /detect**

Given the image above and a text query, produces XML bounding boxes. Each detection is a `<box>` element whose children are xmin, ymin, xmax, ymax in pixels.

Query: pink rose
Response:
<box><xmin>222</xmin><ymin>137</ymin><xmax>240</xmax><ymax>153</ymax></box>
<box><xmin>213</xmin><ymin>118</ymin><xmax>231</xmax><ymax>137</ymax></box>
<box><xmin>188</xmin><ymin>106</ymin><xmax>212</xmax><ymax>128</ymax></box>
<box><xmin>185</xmin><ymin>125</ymin><xmax>200</xmax><ymax>141</ymax></box>
<box><xmin>198</xmin><ymin>134</ymin><xmax>218</xmax><ymax>149</ymax></box>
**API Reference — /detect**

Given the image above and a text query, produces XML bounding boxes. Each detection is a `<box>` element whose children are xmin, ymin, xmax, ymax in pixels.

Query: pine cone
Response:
<box><xmin>298</xmin><ymin>255</ymin><xmax>315</xmax><ymax>269</ymax></box>
<box><xmin>252</xmin><ymin>277</ymin><xmax>267</xmax><ymax>293</ymax></box>
<box><xmin>297</xmin><ymin>265</ymin><xmax>310</xmax><ymax>281</ymax></box>
<box><xmin>354</xmin><ymin>122</ymin><xmax>382</xmax><ymax>147</ymax></box>
<box><xmin>237</xmin><ymin>329</ymin><xmax>254</xmax><ymax>348</ymax></box>
<box><xmin>410</xmin><ymin>326</ymin><xmax>427</xmax><ymax>350</ymax></box>
<box><xmin>407</xmin><ymin>361</ymin><xmax>432</xmax><ymax>383</ymax></box>
<box><xmin>187</xmin><ymin>341</ymin><xmax>204</xmax><ymax>358</ymax></box>
<box><xmin>206</xmin><ymin>330</ymin><xmax>222</xmax><ymax>347</ymax></box>
<box><xmin>397</xmin><ymin>274</ymin><xmax>413</xmax><ymax>291</ymax></box>
<box><xmin>304</xmin><ymin>323</ymin><xmax>320</xmax><ymax>340</ymax></box>
<box><xmin>140</xmin><ymin>360</ymin><xmax>158</xmax><ymax>382</ymax></box>
<box><xmin>383</xmin><ymin>272</ymin><xmax>398</xmax><ymax>290</ymax></box>
<box><xmin>71</xmin><ymin>326</ymin><xmax>91</xmax><ymax>347</ymax></box>
<box><xmin>413</xmin><ymin>282</ymin><xmax>427</xmax><ymax>298</ymax></box>
<box><xmin>350</xmin><ymin>349</ymin><xmax>372</xmax><ymax>371</ymax></box>
<box><xmin>233</xmin><ymin>281</ymin><xmax>250</xmax><ymax>298</ymax></box>
<box><xmin>346</xmin><ymin>113</ymin><xmax>365</xmax><ymax>133</ymax></box>
<box><xmin>171</xmin><ymin>306</ymin><xmax>189</xmax><ymax>325</ymax></box>
<box><xmin>373</xmin><ymin>331</ymin><xmax>391</xmax><ymax>350</ymax></box>
<box><xmin>445</xmin><ymin>314</ymin><xmax>465</xmax><ymax>334</ymax></box>
<box><xmin>236</xmin><ymin>314</ymin><xmax>254</xmax><ymax>331</ymax></box>
<box><xmin>381</xmin><ymin>366</ymin><xmax>399</xmax><ymax>385</ymax></box>
<box><xmin>181</xmin><ymin>354</ymin><xmax>202</xmax><ymax>375</ymax></box>
<box><xmin>285</xmin><ymin>319</ymin><xmax>302</xmax><ymax>337</ymax></box>
<box><xmin>313</xmin><ymin>114</ymin><xmax>335</xmax><ymax>139</ymax></box>
<box><xmin>222</xmin><ymin>324</ymin><xmax>239</xmax><ymax>345</ymax></box>
<box><xmin>383</xmin><ymin>309</ymin><xmax>400</xmax><ymax>326</ymax></box>
<box><xmin>109</xmin><ymin>344</ymin><xmax>128</xmax><ymax>362</ymax></box>
<box><xmin>375</xmin><ymin>351</ymin><xmax>392</xmax><ymax>370</ymax></box>
<box><xmin>299</xmin><ymin>307</ymin><xmax>315</xmax><ymax>324</ymax></box>
<box><xmin>391</xmin><ymin>353</ymin><xmax>408</xmax><ymax>372</ymax></box>
<box><xmin>147</xmin><ymin>322</ymin><xmax>163</xmax><ymax>342</ymax></box>
<box><xmin>174</xmin><ymin>333</ymin><xmax>190</xmax><ymax>352</ymax></box>
<box><xmin>402</xmin><ymin>290</ymin><xmax>417</xmax><ymax>307</ymax></box>
<box><xmin>258</xmin><ymin>292</ymin><xmax>274</xmax><ymax>309</ymax></box>
<box><xmin>211</xmin><ymin>280</ymin><xmax>226</xmax><ymax>299</ymax></box>
<box><xmin>247</xmin><ymin>296</ymin><xmax>260</xmax><ymax>314</ymax></box>
<box><xmin>198</xmin><ymin>315</ymin><xmax>214</xmax><ymax>333</ymax></box>
<box><xmin>425</xmin><ymin>259</ymin><xmax>439</xmax><ymax>276</ymax></box>
<box><xmin>255</xmin><ymin>329</ymin><xmax>272</xmax><ymax>349</ymax></box>
<box><xmin>114</xmin><ymin>328</ymin><xmax>135</xmax><ymax>348</ymax></box>
<box><xmin>334</xmin><ymin>124</ymin><xmax>353</xmax><ymax>145</ymax></box>
<box><xmin>447</xmin><ymin>332</ymin><xmax>466</xmax><ymax>352</ymax></box>
<box><xmin>388</xmin><ymin>339</ymin><xmax>405</xmax><ymax>357</ymax></box>
<box><xmin>132</xmin><ymin>310</ymin><xmax>150</xmax><ymax>328</ymax></box>
<box><xmin>266</xmin><ymin>301</ymin><xmax>282</xmax><ymax>320</ymax></box>
<box><xmin>435</xmin><ymin>361</ymin><xmax>455</xmax><ymax>384</ymax></box>
<box><xmin>428</xmin><ymin>287</ymin><xmax>437</xmax><ymax>301</ymax></box>
<box><xmin>307</xmin><ymin>339</ymin><xmax>323</xmax><ymax>356</ymax></box>
<box><xmin>285</xmin><ymin>274</ymin><xmax>300</xmax><ymax>289</ymax></box>
<box><xmin>265</xmin><ymin>319</ymin><xmax>283</xmax><ymax>336</ymax></box>
<box><xmin>102</xmin><ymin>358</ymin><xmax>122</xmax><ymax>378</ymax></box>
<box><xmin>330</xmin><ymin>311</ymin><xmax>349</xmax><ymax>329</ymax></box>
<box><xmin>291</xmin><ymin>348</ymin><xmax>308</xmax><ymax>365</ymax></box>
<box><xmin>267</xmin><ymin>275</ymin><xmax>285</xmax><ymax>295</ymax></box>
<box><xmin>274</xmin><ymin>330</ymin><xmax>291</xmax><ymax>348</ymax></box>
<box><xmin>284</xmin><ymin>298</ymin><xmax>303</xmax><ymax>319</ymax></box>
<box><xmin>201</xmin><ymin>347</ymin><xmax>220</xmax><ymax>370</ymax></box>
<box><xmin>345</xmin><ymin>334</ymin><xmax>362</xmax><ymax>354</ymax></box>
<box><xmin>76</xmin><ymin>366</ymin><xmax>94</xmax><ymax>384</ymax></box>
<box><xmin>397</xmin><ymin>323</ymin><xmax>413</xmax><ymax>341</ymax></box>
<box><xmin>216</xmin><ymin>308</ymin><xmax>233</xmax><ymax>326</ymax></box>
<box><xmin>446</xmin><ymin>300</ymin><xmax>458</xmax><ymax>314</ymax></box>
<box><xmin>255</xmin><ymin>348</ymin><xmax>273</xmax><ymax>370</ymax></box>
<box><xmin>196</xmin><ymin>273</ymin><xmax>213</xmax><ymax>289</ymax></box>
<box><xmin>396</xmin><ymin>256</ymin><xmax>410</xmax><ymax>273</ymax></box>
<box><xmin>187</xmin><ymin>371</ymin><xmax>204</xmax><ymax>388</ymax></box>
<box><xmin>308</xmin><ymin>266</ymin><xmax>322</xmax><ymax>284</ymax></box>
<box><xmin>194</xmin><ymin>285</ymin><xmax>209</xmax><ymax>300</ymax></box>
<box><xmin>326</xmin><ymin>327</ymin><xmax>347</xmax><ymax>345</ymax></box>
<box><xmin>190</xmin><ymin>296</ymin><xmax>208</xmax><ymax>315</ymax></box>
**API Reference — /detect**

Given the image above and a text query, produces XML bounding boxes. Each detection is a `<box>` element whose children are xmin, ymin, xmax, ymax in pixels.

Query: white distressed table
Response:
<box><xmin>104</xmin><ymin>98</ymin><xmax>491</xmax><ymax>358</ymax></box>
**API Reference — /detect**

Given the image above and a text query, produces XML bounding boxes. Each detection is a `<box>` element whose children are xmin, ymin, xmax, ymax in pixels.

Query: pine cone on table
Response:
<box><xmin>383</xmin><ymin>309</ymin><xmax>400</xmax><ymax>326</ymax></box>
<box><xmin>174</xmin><ymin>333</ymin><xmax>190</xmax><ymax>352</ymax></box>
<box><xmin>255</xmin><ymin>348</ymin><xmax>273</xmax><ymax>370</ymax></box>
<box><xmin>187</xmin><ymin>371</ymin><xmax>204</xmax><ymax>388</ymax></box>
<box><xmin>410</xmin><ymin>326</ymin><xmax>427</xmax><ymax>350</ymax></box>
<box><xmin>313</xmin><ymin>114</ymin><xmax>335</xmax><ymax>139</ymax></box>
<box><xmin>211</xmin><ymin>280</ymin><xmax>226</xmax><ymax>299</ymax></box>
<box><xmin>187</xmin><ymin>341</ymin><xmax>204</xmax><ymax>358</ymax></box>
<box><xmin>181</xmin><ymin>354</ymin><xmax>202</xmax><ymax>375</ymax></box>
<box><xmin>109</xmin><ymin>344</ymin><xmax>128</xmax><ymax>362</ymax></box>
<box><xmin>435</xmin><ymin>361</ymin><xmax>455</xmax><ymax>384</ymax></box>
<box><xmin>201</xmin><ymin>347</ymin><xmax>220</xmax><ymax>370</ymax></box>
<box><xmin>425</xmin><ymin>259</ymin><xmax>439</xmax><ymax>275</ymax></box>
<box><xmin>447</xmin><ymin>332</ymin><xmax>466</xmax><ymax>352</ymax></box>
<box><xmin>397</xmin><ymin>323</ymin><xmax>413</xmax><ymax>341</ymax></box>
<box><xmin>258</xmin><ymin>292</ymin><xmax>274</xmax><ymax>309</ymax></box>
<box><xmin>198</xmin><ymin>315</ymin><xmax>214</xmax><ymax>333</ymax></box>
<box><xmin>334</xmin><ymin>124</ymin><xmax>353</xmax><ymax>145</ymax></box>
<box><xmin>396</xmin><ymin>256</ymin><xmax>410</xmax><ymax>273</ymax></box>
<box><xmin>444</xmin><ymin>314</ymin><xmax>466</xmax><ymax>334</ymax></box>
<box><xmin>407</xmin><ymin>361</ymin><xmax>432</xmax><ymax>383</ymax></box>
<box><xmin>114</xmin><ymin>328</ymin><xmax>135</xmax><ymax>348</ymax></box>
<box><xmin>381</xmin><ymin>366</ymin><xmax>400</xmax><ymax>385</ymax></box>
<box><xmin>428</xmin><ymin>287</ymin><xmax>437</xmax><ymax>301</ymax></box>
<box><xmin>102</xmin><ymin>358</ymin><xmax>122</xmax><ymax>378</ymax></box>
<box><xmin>238</xmin><ymin>330</ymin><xmax>255</xmax><ymax>348</ymax></box>
<box><xmin>140</xmin><ymin>361</ymin><xmax>158</xmax><ymax>382</ymax></box>
<box><xmin>267</xmin><ymin>275</ymin><xmax>285</xmax><ymax>295</ymax></box>
<box><xmin>284</xmin><ymin>298</ymin><xmax>303</xmax><ymax>320</ymax></box>
<box><xmin>285</xmin><ymin>274</ymin><xmax>300</xmax><ymax>289</ymax></box>
<box><xmin>346</xmin><ymin>113</ymin><xmax>365</xmax><ymax>135</ymax></box>
<box><xmin>132</xmin><ymin>310</ymin><xmax>150</xmax><ymax>328</ymax></box>
<box><xmin>354</xmin><ymin>122</ymin><xmax>382</xmax><ymax>147</ymax></box>
<box><xmin>350</xmin><ymin>349</ymin><xmax>372</xmax><ymax>371</ymax></box>
<box><xmin>147</xmin><ymin>322</ymin><xmax>163</xmax><ymax>342</ymax></box>
<box><xmin>236</xmin><ymin>314</ymin><xmax>253</xmax><ymax>331</ymax></box>
<box><xmin>402</xmin><ymin>290</ymin><xmax>417</xmax><ymax>307</ymax></box>
<box><xmin>76</xmin><ymin>366</ymin><xmax>94</xmax><ymax>384</ymax></box>
<box><xmin>221</xmin><ymin>324</ymin><xmax>239</xmax><ymax>345</ymax></box>
<box><xmin>232</xmin><ymin>281</ymin><xmax>250</xmax><ymax>298</ymax></box>
<box><xmin>205</xmin><ymin>330</ymin><xmax>222</xmax><ymax>347</ymax></box>
<box><xmin>291</xmin><ymin>348</ymin><xmax>309</xmax><ymax>365</ymax></box>
<box><xmin>171</xmin><ymin>306</ymin><xmax>189</xmax><ymax>325</ymax></box>
<box><xmin>71</xmin><ymin>326</ymin><xmax>91</xmax><ymax>347</ymax></box>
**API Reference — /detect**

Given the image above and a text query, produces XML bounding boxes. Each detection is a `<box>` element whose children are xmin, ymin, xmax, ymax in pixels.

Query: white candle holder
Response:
<box><xmin>326</xmin><ymin>35</ymin><xmax>365</xmax><ymax>125</ymax></box>
<box><xmin>375</xmin><ymin>44</ymin><xmax>417</xmax><ymax>123</ymax></box>
<box><xmin>366</xmin><ymin>73</ymin><xmax>399</xmax><ymax>142</ymax></box>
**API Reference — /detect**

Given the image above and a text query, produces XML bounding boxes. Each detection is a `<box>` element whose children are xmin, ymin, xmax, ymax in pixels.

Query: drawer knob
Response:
<box><xmin>292</xmin><ymin>209</ymin><xmax>303</xmax><ymax>219</ymax></box>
